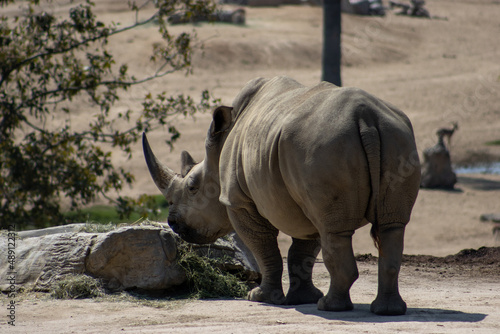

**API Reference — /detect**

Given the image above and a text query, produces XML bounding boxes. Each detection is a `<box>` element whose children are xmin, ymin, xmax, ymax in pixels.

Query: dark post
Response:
<box><xmin>322</xmin><ymin>0</ymin><xmax>342</xmax><ymax>86</ymax></box>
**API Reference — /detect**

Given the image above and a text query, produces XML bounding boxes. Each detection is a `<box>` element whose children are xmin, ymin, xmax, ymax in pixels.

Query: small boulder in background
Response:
<box><xmin>420</xmin><ymin>139</ymin><xmax>457</xmax><ymax>189</ymax></box>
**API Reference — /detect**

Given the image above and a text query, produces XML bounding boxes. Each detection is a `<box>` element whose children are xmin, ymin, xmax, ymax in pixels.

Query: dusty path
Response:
<box><xmin>3</xmin><ymin>257</ymin><xmax>500</xmax><ymax>333</ymax></box>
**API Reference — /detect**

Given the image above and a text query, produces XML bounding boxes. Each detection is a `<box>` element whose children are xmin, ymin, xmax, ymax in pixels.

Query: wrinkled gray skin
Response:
<box><xmin>143</xmin><ymin>76</ymin><xmax>420</xmax><ymax>315</ymax></box>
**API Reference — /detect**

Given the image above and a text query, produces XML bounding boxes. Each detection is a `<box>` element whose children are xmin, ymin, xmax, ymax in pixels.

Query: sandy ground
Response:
<box><xmin>3</xmin><ymin>256</ymin><xmax>500</xmax><ymax>333</ymax></box>
<box><xmin>2</xmin><ymin>0</ymin><xmax>500</xmax><ymax>332</ymax></box>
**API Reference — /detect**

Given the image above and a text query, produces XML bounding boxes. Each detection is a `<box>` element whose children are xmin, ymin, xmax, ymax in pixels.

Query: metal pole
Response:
<box><xmin>322</xmin><ymin>0</ymin><xmax>342</xmax><ymax>86</ymax></box>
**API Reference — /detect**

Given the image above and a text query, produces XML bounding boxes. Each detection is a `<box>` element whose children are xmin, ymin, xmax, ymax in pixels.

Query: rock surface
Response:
<box><xmin>0</xmin><ymin>224</ymin><xmax>260</xmax><ymax>292</ymax></box>
<box><xmin>85</xmin><ymin>226</ymin><xmax>186</xmax><ymax>291</ymax></box>
<box><xmin>0</xmin><ymin>232</ymin><xmax>94</xmax><ymax>291</ymax></box>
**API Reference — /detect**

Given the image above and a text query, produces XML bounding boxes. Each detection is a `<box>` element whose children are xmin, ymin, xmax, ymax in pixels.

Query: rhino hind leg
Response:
<box><xmin>227</xmin><ymin>208</ymin><xmax>286</xmax><ymax>305</ymax></box>
<box><xmin>318</xmin><ymin>230</ymin><xmax>359</xmax><ymax>312</ymax></box>
<box><xmin>284</xmin><ymin>238</ymin><xmax>324</xmax><ymax>305</ymax></box>
<box><xmin>370</xmin><ymin>223</ymin><xmax>407</xmax><ymax>315</ymax></box>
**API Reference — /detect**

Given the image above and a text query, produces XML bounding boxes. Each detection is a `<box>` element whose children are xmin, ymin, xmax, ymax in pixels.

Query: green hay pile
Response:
<box><xmin>177</xmin><ymin>244</ymin><xmax>250</xmax><ymax>299</ymax></box>
<box><xmin>51</xmin><ymin>274</ymin><xmax>105</xmax><ymax>299</ymax></box>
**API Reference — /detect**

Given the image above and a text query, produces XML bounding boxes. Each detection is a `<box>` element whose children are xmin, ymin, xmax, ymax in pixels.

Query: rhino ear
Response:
<box><xmin>180</xmin><ymin>150</ymin><xmax>196</xmax><ymax>177</ymax></box>
<box><xmin>209</xmin><ymin>106</ymin><xmax>233</xmax><ymax>138</ymax></box>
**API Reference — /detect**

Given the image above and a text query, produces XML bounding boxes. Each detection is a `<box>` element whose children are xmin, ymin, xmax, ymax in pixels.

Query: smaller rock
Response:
<box><xmin>420</xmin><ymin>140</ymin><xmax>457</xmax><ymax>189</ymax></box>
<box><xmin>342</xmin><ymin>0</ymin><xmax>386</xmax><ymax>16</ymax></box>
<box><xmin>480</xmin><ymin>213</ymin><xmax>500</xmax><ymax>223</ymax></box>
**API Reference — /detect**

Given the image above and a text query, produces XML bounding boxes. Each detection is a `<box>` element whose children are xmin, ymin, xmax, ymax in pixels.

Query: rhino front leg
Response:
<box><xmin>227</xmin><ymin>207</ymin><xmax>286</xmax><ymax>305</ymax></box>
<box><xmin>318</xmin><ymin>230</ymin><xmax>358</xmax><ymax>311</ymax></box>
<box><xmin>370</xmin><ymin>223</ymin><xmax>407</xmax><ymax>315</ymax></box>
<box><xmin>285</xmin><ymin>238</ymin><xmax>324</xmax><ymax>305</ymax></box>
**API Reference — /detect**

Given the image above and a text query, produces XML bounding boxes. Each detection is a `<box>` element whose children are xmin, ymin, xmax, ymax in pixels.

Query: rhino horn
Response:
<box><xmin>142</xmin><ymin>133</ymin><xmax>176</xmax><ymax>193</ymax></box>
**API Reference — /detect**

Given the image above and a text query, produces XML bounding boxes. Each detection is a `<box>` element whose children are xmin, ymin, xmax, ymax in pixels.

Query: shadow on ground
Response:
<box><xmin>279</xmin><ymin>303</ymin><xmax>486</xmax><ymax>323</ymax></box>
<box><xmin>458</xmin><ymin>176</ymin><xmax>500</xmax><ymax>191</ymax></box>
<box><xmin>421</xmin><ymin>176</ymin><xmax>500</xmax><ymax>192</ymax></box>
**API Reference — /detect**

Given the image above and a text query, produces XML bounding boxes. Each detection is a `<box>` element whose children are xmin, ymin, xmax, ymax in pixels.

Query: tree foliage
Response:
<box><xmin>0</xmin><ymin>0</ymin><xmax>219</xmax><ymax>228</ymax></box>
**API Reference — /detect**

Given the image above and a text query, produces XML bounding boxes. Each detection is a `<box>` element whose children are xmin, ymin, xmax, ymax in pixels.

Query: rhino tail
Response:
<box><xmin>359</xmin><ymin>118</ymin><xmax>381</xmax><ymax>251</ymax></box>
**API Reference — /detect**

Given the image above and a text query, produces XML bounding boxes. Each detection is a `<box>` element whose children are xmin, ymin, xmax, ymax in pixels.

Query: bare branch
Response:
<box><xmin>7</xmin><ymin>12</ymin><xmax>159</xmax><ymax>75</ymax></box>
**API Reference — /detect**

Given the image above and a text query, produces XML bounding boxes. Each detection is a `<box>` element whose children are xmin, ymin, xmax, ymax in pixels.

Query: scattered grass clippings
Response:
<box><xmin>82</xmin><ymin>222</ymin><xmax>118</xmax><ymax>233</ymax></box>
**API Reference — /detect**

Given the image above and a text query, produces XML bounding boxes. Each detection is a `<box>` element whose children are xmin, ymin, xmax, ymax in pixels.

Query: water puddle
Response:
<box><xmin>454</xmin><ymin>162</ymin><xmax>500</xmax><ymax>175</ymax></box>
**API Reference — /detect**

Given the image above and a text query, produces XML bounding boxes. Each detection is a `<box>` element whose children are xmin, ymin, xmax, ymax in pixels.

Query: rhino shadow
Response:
<box><xmin>277</xmin><ymin>303</ymin><xmax>487</xmax><ymax>323</ymax></box>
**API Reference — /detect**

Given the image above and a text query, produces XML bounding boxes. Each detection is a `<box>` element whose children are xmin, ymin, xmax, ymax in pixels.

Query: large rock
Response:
<box><xmin>0</xmin><ymin>224</ymin><xmax>260</xmax><ymax>292</ymax></box>
<box><xmin>85</xmin><ymin>226</ymin><xmax>186</xmax><ymax>291</ymax></box>
<box><xmin>420</xmin><ymin>140</ymin><xmax>457</xmax><ymax>189</ymax></box>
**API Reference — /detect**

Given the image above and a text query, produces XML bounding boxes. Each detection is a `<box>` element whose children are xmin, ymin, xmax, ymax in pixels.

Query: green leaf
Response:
<box><xmin>0</xmin><ymin>0</ymin><xmax>219</xmax><ymax>229</ymax></box>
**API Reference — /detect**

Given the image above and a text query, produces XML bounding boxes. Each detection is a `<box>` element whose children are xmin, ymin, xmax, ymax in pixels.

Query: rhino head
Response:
<box><xmin>142</xmin><ymin>106</ymin><xmax>234</xmax><ymax>244</ymax></box>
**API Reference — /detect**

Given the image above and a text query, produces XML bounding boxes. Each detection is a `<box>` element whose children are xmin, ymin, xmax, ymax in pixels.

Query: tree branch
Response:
<box><xmin>8</xmin><ymin>11</ymin><xmax>159</xmax><ymax>76</ymax></box>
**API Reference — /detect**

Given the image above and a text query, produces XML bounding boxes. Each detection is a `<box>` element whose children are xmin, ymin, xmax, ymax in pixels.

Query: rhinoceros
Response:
<box><xmin>143</xmin><ymin>76</ymin><xmax>420</xmax><ymax>315</ymax></box>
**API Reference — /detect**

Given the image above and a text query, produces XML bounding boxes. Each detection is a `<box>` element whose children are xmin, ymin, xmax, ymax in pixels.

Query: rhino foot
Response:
<box><xmin>317</xmin><ymin>294</ymin><xmax>354</xmax><ymax>312</ymax></box>
<box><xmin>285</xmin><ymin>284</ymin><xmax>324</xmax><ymax>305</ymax></box>
<box><xmin>370</xmin><ymin>293</ymin><xmax>407</xmax><ymax>315</ymax></box>
<box><xmin>247</xmin><ymin>286</ymin><xmax>286</xmax><ymax>305</ymax></box>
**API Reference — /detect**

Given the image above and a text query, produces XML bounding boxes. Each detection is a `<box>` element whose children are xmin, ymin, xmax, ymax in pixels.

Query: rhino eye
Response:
<box><xmin>186</xmin><ymin>177</ymin><xmax>199</xmax><ymax>195</ymax></box>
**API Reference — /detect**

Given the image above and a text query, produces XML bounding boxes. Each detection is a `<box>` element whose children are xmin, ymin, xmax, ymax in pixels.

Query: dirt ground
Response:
<box><xmin>4</xmin><ymin>251</ymin><xmax>500</xmax><ymax>333</ymax></box>
<box><xmin>2</xmin><ymin>0</ymin><xmax>500</xmax><ymax>332</ymax></box>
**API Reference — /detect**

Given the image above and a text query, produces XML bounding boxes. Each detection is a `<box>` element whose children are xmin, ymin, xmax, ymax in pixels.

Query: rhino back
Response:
<box><xmin>219</xmin><ymin>77</ymin><xmax>419</xmax><ymax>237</ymax></box>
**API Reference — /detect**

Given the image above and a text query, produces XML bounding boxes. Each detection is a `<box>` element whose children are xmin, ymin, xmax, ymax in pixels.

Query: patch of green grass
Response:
<box><xmin>51</xmin><ymin>274</ymin><xmax>105</xmax><ymax>299</ymax></box>
<box><xmin>176</xmin><ymin>244</ymin><xmax>250</xmax><ymax>299</ymax></box>
<box><xmin>64</xmin><ymin>205</ymin><xmax>130</xmax><ymax>224</ymax></box>
<box><xmin>64</xmin><ymin>195</ymin><xmax>169</xmax><ymax>225</ymax></box>
<box><xmin>485</xmin><ymin>139</ymin><xmax>500</xmax><ymax>146</ymax></box>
